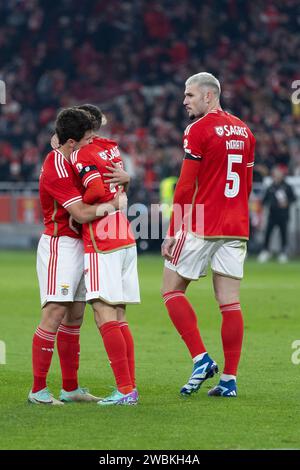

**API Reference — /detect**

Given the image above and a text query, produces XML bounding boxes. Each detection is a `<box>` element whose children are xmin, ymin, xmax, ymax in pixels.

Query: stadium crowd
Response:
<box><xmin>0</xmin><ymin>0</ymin><xmax>299</xmax><ymax>205</ymax></box>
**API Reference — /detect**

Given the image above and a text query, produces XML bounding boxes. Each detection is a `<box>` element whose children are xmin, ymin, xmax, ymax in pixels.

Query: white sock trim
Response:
<box><xmin>221</xmin><ymin>374</ymin><xmax>236</xmax><ymax>382</ymax></box>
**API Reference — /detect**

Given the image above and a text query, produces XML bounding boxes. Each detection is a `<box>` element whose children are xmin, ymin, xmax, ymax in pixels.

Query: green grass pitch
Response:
<box><xmin>0</xmin><ymin>250</ymin><xmax>300</xmax><ymax>450</ymax></box>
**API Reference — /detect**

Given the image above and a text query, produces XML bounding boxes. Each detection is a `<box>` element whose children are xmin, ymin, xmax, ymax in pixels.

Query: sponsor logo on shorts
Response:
<box><xmin>61</xmin><ymin>284</ymin><xmax>69</xmax><ymax>296</ymax></box>
<box><xmin>84</xmin><ymin>268</ymin><xmax>89</xmax><ymax>275</ymax></box>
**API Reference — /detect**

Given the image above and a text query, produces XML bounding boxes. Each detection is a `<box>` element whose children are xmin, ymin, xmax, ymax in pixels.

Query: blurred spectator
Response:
<box><xmin>258</xmin><ymin>166</ymin><xmax>296</xmax><ymax>263</ymax></box>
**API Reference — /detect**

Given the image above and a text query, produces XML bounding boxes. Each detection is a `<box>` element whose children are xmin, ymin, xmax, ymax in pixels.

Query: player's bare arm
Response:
<box><xmin>67</xmin><ymin>189</ymin><xmax>127</xmax><ymax>224</ymax></box>
<box><xmin>68</xmin><ymin>215</ymin><xmax>81</xmax><ymax>235</ymax></box>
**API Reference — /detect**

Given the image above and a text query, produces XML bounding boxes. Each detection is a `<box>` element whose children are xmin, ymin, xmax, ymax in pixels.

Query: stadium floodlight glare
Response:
<box><xmin>0</xmin><ymin>80</ymin><xmax>6</xmax><ymax>104</ymax></box>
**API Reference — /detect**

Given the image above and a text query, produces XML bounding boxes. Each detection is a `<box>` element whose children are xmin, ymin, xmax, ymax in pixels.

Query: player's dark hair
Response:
<box><xmin>55</xmin><ymin>108</ymin><xmax>93</xmax><ymax>145</ymax></box>
<box><xmin>77</xmin><ymin>104</ymin><xmax>103</xmax><ymax>131</ymax></box>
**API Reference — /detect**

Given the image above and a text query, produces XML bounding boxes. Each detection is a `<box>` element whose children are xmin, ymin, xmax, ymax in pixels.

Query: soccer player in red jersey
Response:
<box><xmin>29</xmin><ymin>108</ymin><xmax>125</xmax><ymax>405</ymax></box>
<box><xmin>69</xmin><ymin>105</ymin><xmax>140</xmax><ymax>406</ymax></box>
<box><xmin>161</xmin><ymin>73</ymin><xmax>256</xmax><ymax>398</ymax></box>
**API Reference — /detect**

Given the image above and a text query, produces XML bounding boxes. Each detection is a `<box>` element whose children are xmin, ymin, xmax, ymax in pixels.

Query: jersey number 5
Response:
<box><xmin>225</xmin><ymin>154</ymin><xmax>242</xmax><ymax>198</ymax></box>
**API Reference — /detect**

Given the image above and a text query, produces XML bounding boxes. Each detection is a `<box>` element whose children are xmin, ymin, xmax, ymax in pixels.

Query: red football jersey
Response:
<box><xmin>169</xmin><ymin>109</ymin><xmax>255</xmax><ymax>239</ymax></box>
<box><xmin>70</xmin><ymin>137</ymin><xmax>135</xmax><ymax>253</ymax></box>
<box><xmin>39</xmin><ymin>149</ymin><xmax>83</xmax><ymax>238</ymax></box>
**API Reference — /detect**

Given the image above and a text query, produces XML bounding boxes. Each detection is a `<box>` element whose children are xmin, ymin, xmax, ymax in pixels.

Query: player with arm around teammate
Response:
<box><xmin>29</xmin><ymin>108</ymin><xmax>126</xmax><ymax>405</ymax></box>
<box><xmin>161</xmin><ymin>72</ymin><xmax>255</xmax><ymax>398</ymax></box>
<box><xmin>69</xmin><ymin>105</ymin><xmax>140</xmax><ymax>406</ymax></box>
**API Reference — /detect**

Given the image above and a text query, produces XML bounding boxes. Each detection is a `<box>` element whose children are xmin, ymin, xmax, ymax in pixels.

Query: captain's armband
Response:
<box><xmin>184</xmin><ymin>152</ymin><xmax>202</xmax><ymax>161</ymax></box>
<box><xmin>79</xmin><ymin>165</ymin><xmax>98</xmax><ymax>178</ymax></box>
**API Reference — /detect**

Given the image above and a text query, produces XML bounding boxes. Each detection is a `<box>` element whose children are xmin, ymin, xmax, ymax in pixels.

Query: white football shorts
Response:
<box><xmin>165</xmin><ymin>231</ymin><xmax>247</xmax><ymax>280</ymax></box>
<box><xmin>37</xmin><ymin>234</ymin><xmax>86</xmax><ymax>307</ymax></box>
<box><xmin>84</xmin><ymin>245</ymin><xmax>140</xmax><ymax>304</ymax></box>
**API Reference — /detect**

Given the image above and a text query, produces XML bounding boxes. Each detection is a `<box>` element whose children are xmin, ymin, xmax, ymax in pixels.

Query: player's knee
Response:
<box><xmin>214</xmin><ymin>290</ymin><xmax>239</xmax><ymax>306</ymax></box>
<box><xmin>41</xmin><ymin>303</ymin><xmax>67</xmax><ymax>330</ymax></box>
<box><xmin>160</xmin><ymin>285</ymin><xmax>167</xmax><ymax>297</ymax></box>
<box><xmin>116</xmin><ymin>306</ymin><xmax>126</xmax><ymax>322</ymax></box>
<box><xmin>64</xmin><ymin>312</ymin><xmax>84</xmax><ymax>325</ymax></box>
<box><xmin>66</xmin><ymin>302</ymin><xmax>85</xmax><ymax>324</ymax></box>
<box><xmin>92</xmin><ymin>300</ymin><xmax>117</xmax><ymax>328</ymax></box>
<box><xmin>214</xmin><ymin>287</ymin><xmax>226</xmax><ymax>305</ymax></box>
<box><xmin>160</xmin><ymin>279</ymin><xmax>177</xmax><ymax>296</ymax></box>
<box><xmin>213</xmin><ymin>279</ymin><xmax>240</xmax><ymax>306</ymax></box>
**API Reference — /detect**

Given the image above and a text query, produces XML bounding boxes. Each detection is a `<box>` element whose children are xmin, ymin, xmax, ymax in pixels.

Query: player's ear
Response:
<box><xmin>67</xmin><ymin>138</ymin><xmax>76</xmax><ymax>150</ymax></box>
<box><xmin>205</xmin><ymin>90</ymin><xmax>211</xmax><ymax>104</ymax></box>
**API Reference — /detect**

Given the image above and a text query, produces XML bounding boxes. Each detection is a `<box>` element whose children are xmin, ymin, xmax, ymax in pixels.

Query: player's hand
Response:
<box><xmin>104</xmin><ymin>162</ymin><xmax>130</xmax><ymax>185</ymax></box>
<box><xmin>161</xmin><ymin>237</ymin><xmax>176</xmax><ymax>261</ymax></box>
<box><xmin>113</xmin><ymin>188</ymin><xmax>128</xmax><ymax>211</ymax></box>
<box><xmin>50</xmin><ymin>134</ymin><xmax>60</xmax><ymax>149</ymax></box>
<box><xmin>68</xmin><ymin>215</ymin><xmax>80</xmax><ymax>235</ymax></box>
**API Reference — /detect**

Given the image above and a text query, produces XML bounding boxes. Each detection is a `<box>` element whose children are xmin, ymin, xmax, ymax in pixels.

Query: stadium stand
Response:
<box><xmin>0</xmin><ymin>0</ymin><xmax>299</xmax><ymax>252</ymax></box>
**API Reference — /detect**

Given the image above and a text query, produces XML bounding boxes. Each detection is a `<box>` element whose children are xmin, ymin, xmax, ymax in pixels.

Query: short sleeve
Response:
<box><xmin>44</xmin><ymin>162</ymin><xmax>82</xmax><ymax>208</ymax></box>
<box><xmin>71</xmin><ymin>146</ymin><xmax>102</xmax><ymax>188</ymax></box>
<box><xmin>183</xmin><ymin>123</ymin><xmax>205</xmax><ymax>160</ymax></box>
<box><xmin>247</xmin><ymin>132</ymin><xmax>256</xmax><ymax>169</ymax></box>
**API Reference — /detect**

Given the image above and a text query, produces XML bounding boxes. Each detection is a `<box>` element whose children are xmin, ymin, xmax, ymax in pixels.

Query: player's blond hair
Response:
<box><xmin>185</xmin><ymin>72</ymin><xmax>221</xmax><ymax>97</ymax></box>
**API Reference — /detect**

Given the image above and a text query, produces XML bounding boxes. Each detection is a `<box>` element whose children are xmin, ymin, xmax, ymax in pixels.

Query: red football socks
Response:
<box><xmin>32</xmin><ymin>327</ymin><xmax>56</xmax><ymax>393</ymax></box>
<box><xmin>163</xmin><ymin>290</ymin><xmax>206</xmax><ymax>358</ymax></box>
<box><xmin>119</xmin><ymin>321</ymin><xmax>136</xmax><ymax>389</ymax></box>
<box><xmin>99</xmin><ymin>321</ymin><xmax>133</xmax><ymax>394</ymax></box>
<box><xmin>57</xmin><ymin>324</ymin><xmax>81</xmax><ymax>392</ymax></box>
<box><xmin>220</xmin><ymin>302</ymin><xmax>244</xmax><ymax>375</ymax></box>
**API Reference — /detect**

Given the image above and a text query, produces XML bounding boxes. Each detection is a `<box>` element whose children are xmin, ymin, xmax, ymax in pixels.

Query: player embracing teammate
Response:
<box><xmin>70</xmin><ymin>105</ymin><xmax>140</xmax><ymax>405</ymax></box>
<box><xmin>29</xmin><ymin>106</ymin><xmax>139</xmax><ymax>406</ymax></box>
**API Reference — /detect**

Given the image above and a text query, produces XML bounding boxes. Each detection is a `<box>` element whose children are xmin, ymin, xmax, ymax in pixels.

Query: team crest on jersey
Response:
<box><xmin>98</xmin><ymin>151</ymin><xmax>108</xmax><ymax>160</ymax></box>
<box><xmin>61</xmin><ymin>285</ymin><xmax>69</xmax><ymax>296</ymax></box>
<box><xmin>215</xmin><ymin>126</ymin><xmax>224</xmax><ymax>137</ymax></box>
<box><xmin>76</xmin><ymin>163</ymin><xmax>83</xmax><ymax>172</ymax></box>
